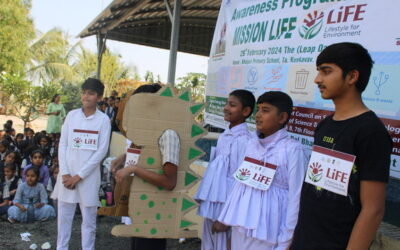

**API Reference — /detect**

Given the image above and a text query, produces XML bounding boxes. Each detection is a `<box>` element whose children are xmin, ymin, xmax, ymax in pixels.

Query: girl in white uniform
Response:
<box><xmin>195</xmin><ymin>90</ymin><xmax>255</xmax><ymax>250</ymax></box>
<box><xmin>218</xmin><ymin>91</ymin><xmax>307</xmax><ymax>250</ymax></box>
<box><xmin>52</xmin><ymin>78</ymin><xmax>111</xmax><ymax>250</ymax></box>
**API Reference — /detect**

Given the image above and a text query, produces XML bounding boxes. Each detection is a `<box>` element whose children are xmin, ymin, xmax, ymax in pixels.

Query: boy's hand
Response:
<box><xmin>19</xmin><ymin>206</ymin><xmax>27</xmax><ymax>212</ymax></box>
<box><xmin>9</xmin><ymin>189</ymin><xmax>16</xmax><ymax>195</ymax></box>
<box><xmin>35</xmin><ymin>203</ymin><xmax>44</xmax><ymax>208</ymax></box>
<box><xmin>115</xmin><ymin>166</ymin><xmax>136</xmax><ymax>183</ymax></box>
<box><xmin>212</xmin><ymin>221</ymin><xmax>230</xmax><ymax>233</ymax></box>
<box><xmin>64</xmin><ymin>175</ymin><xmax>81</xmax><ymax>189</ymax></box>
<box><xmin>111</xmin><ymin>153</ymin><xmax>126</xmax><ymax>175</ymax></box>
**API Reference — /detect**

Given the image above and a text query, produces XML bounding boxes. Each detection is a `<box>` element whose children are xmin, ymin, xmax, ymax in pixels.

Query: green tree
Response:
<box><xmin>27</xmin><ymin>28</ymin><xmax>79</xmax><ymax>85</ymax></box>
<box><xmin>0</xmin><ymin>72</ymin><xmax>59</xmax><ymax>127</ymax></box>
<box><xmin>0</xmin><ymin>0</ymin><xmax>35</xmax><ymax>74</ymax></box>
<box><xmin>144</xmin><ymin>71</ymin><xmax>154</xmax><ymax>83</ymax></box>
<box><xmin>176</xmin><ymin>72</ymin><xmax>206</xmax><ymax>103</ymax></box>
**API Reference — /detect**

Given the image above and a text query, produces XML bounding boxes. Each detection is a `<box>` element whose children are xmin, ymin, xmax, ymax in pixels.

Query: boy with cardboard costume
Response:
<box><xmin>110</xmin><ymin>84</ymin><xmax>206</xmax><ymax>249</ymax></box>
<box><xmin>291</xmin><ymin>43</ymin><xmax>392</xmax><ymax>249</ymax></box>
<box><xmin>52</xmin><ymin>78</ymin><xmax>111</xmax><ymax>250</ymax></box>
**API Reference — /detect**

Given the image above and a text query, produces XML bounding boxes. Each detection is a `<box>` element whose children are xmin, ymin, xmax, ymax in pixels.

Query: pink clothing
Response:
<box><xmin>218</xmin><ymin>129</ymin><xmax>307</xmax><ymax>249</ymax></box>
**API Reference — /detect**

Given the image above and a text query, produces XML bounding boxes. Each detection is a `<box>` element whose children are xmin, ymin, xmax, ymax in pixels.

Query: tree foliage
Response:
<box><xmin>0</xmin><ymin>0</ymin><xmax>35</xmax><ymax>73</ymax></box>
<box><xmin>176</xmin><ymin>72</ymin><xmax>206</xmax><ymax>103</ymax></box>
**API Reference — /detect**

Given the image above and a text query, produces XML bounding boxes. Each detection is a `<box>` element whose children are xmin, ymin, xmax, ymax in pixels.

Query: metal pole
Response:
<box><xmin>96</xmin><ymin>33</ymin><xmax>106</xmax><ymax>79</ymax></box>
<box><xmin>167</xmin><ymin>0</ymin><xmax>181</xmax><ymax>86</ymax></box>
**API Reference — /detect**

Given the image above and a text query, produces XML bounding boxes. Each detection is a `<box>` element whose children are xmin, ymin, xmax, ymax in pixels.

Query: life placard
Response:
<box><xmin>125</xmin><ymin>148</ymin><xmax>141</xmax><ymax>176</ymax></box>
<box><xmin>305</xmin><ymin>145</ymin><xmax>356</xmax><ymax>196</ymax></box>
<box><xmin>71</xmin><ymin>129</ymin><xmax>99</xmax><ymax>150</ymax></box>
<box><xmin>234</xmin><ymin>156</ymin><xmax>277</xmax><ymax>191</ymax></box>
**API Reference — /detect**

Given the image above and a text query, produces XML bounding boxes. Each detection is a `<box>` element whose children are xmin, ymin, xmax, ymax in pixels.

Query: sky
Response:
<box><xmin>30</xmin><ymin>0</ymin><xmax>209</xmax><ymax>83</ymax></box>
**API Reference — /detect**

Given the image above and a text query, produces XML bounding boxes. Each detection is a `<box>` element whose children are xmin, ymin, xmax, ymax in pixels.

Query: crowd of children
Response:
<box><xmin>0</xmin><ymin>120</ymin><xmax>58</xmax><ymax>223</ymax></box>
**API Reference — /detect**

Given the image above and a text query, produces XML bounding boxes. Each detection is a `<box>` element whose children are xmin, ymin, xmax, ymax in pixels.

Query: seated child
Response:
<box><xmin>8</xmin><ymin>167</ymin><xmax>56</xmax><ymax>223</ymax></box>
<box><xmin>195</xmin><ymin>89</ymin><xmax>255</xmax><ymax>250</ymax></box>
<box><xmin>22</xmin><ymin>150</ymin><xmax>50</xmax><ymax>187</ymax></box>
<box><xmin>218</xmin><ymin>91</ymin><xmax>308</xmax><ymax>250</ymax></box>
<box><xmin>0</xmin><ymin>151</ymin><xmax>18</xmax><ymax>181</ymax></box>
<box><xmin>37</xmin><ymin>135</ymin><xmax>52</xmax><ymax>166</ymax></box>
<box><xmin>0</xmin><ymin>163</ymin><xmax>22</xmax><ymax>215</ymax></box>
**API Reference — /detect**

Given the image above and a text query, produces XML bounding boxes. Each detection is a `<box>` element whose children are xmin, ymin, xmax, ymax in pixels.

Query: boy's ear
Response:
<box><xmin>278</xmin><ymin>112</ymin><xmax>289</xmax><ymax>126</ymax></box>
<box><xmin>346</xmin><ymin>69</ymin><xmax>359</xmax><ymax>86</ymax></box>
<box><xmin>242</xmin><ymin>106</ymin><xmax>252</xmax><ymax>118</ymax></box>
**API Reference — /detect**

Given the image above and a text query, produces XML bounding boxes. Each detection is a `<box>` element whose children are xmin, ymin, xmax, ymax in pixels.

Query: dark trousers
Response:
<box><xmin>131</xmin><ymin>237</ymin><xmax>166</xmax><ymax>250</ymax></box>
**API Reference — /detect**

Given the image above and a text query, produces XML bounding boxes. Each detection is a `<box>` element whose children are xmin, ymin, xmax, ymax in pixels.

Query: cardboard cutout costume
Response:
<box><xmin>99</xmin><ymin>86</ymin><xmax>207</xmax><ymax>239</ymax></box>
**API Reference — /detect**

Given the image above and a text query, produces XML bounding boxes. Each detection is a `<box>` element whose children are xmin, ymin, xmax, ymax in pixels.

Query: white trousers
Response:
<box><xmin>57</xmin><ymin>201</ymin><xmax>97</xmax><ymax>250</ymax></box>
<box><xmin>231</xmin><ymin>227</ymin><xmax>276</xmax><ymax>250</ymax></box>
<box><xmin>201</xmin><ymin>218</ymin><xmax>230</xmax><ymax>250</ymax></box>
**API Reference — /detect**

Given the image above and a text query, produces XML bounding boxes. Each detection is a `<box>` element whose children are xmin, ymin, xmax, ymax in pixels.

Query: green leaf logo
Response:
<box><xmin>299</xmin><ymin>11</ymin><xmax>324</xmax><ymax>40</ymax></box>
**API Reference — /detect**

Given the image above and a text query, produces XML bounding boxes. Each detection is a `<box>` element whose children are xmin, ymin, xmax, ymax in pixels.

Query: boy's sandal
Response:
<box><xmin>8</xmin><ymin>217</ymin><xmax>16</xmax><ymax>224</ymax></box>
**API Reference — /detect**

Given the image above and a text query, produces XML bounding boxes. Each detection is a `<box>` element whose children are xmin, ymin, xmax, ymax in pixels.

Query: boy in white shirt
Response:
<box><xmin>52</xmin><ymin>78</ymin><xmax>111</xmax><ymax>250</ymax></box>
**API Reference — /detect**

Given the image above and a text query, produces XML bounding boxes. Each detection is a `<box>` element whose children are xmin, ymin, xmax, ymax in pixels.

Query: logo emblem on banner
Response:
<box><xmin>247</xmin><ymin>67</ymin><xmax>258</xmax><ymax>85</ymax></box>
<box><xmin>299</xmin><ymin>11</ymin><xmax>324</xmax><ymax>39</ymax></box>
<box><xmin>73</xmin><ymin>137</ymin><xmax>82</xmax><ymax>148</ymax></box>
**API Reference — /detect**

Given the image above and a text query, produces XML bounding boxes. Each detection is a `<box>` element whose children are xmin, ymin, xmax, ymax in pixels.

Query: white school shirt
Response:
<box><xmin>218</xmin><ymin>129</ymin><xmax>307</xmax><ymax>249</ymax></box>
<box><xmin>51</xmin><ymin>108</ymin><xmax>111</xmax><ymax>207</ymax></box>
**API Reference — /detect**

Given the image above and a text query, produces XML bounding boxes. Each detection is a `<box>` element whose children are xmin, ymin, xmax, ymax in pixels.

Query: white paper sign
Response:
<box><xmin>234</xmin><ymin>156</ymin><xmax>277</xmax><ymax>191</ymax></box>
<box><xmin>125</xmin><ymin>148</ymin><xmax>141</xmax><ymax>176</ymax></box>
<box><xmin>305</xmin><ymin>145</ymin><xmax>356</xmax><ymax>196</ymax></box>
<box><xmin>71</xmin><ymin>129</ymin><xmax>99</xmax><ymax>150</ymax></box>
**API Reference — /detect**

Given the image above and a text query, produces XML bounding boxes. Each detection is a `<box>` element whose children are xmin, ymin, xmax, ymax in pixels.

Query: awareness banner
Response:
<box><xmin>205</xmin><ymin>0</ymin><xmax>400</xmax><ymax>179</ymax></box>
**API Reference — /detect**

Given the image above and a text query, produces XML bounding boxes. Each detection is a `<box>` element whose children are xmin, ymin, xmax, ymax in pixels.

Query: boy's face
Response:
<box><xmin>81</xmin><ymin>89</ymin><xmax>102</xmax><ymax>109</ymax></box>
<box><xmin>223</xmin><ymin>95</ymin><xmax>249</xmax><ymax>125</ymax></box>
<box><xmin>315</xmin><ymin>63</ymin><xmax>353</xmax><ymax>100</ymax></box>
<box><xmin>255</xmin><ymin>103</ymin><xmax>287</xmax><ymax>136</ymax></box>
<box><xmin>31</xmin><ymin>153</ymin><xmax>43</xmax><ymax>166</ymax></box>
<box><xmin>4</xmin><ymin>168</ymin><xmax>14</xmax><ymax>179</ymax></box>
<box><xmin>16</xmin><ymin>137</ymin><xmax>23</xmax><ymax>143</ymax></box>
<box><xmin>40</xmin><ymin>138</ymin><xmax>48</xmax><ymax>147</ymax></box>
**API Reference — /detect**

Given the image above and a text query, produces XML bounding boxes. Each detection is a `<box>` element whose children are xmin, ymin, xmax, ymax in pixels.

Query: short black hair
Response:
<box><xmin>81</xmin><ymin>78</ymin><xmax>105</xmax><ymax>96</ymax></box>
<box><xmin>316</xmin><ymin>42</ymin><xmax>373</xmax><ymax>93</ymax></box>
<box><xmin>0</xmin><ymin>139</ymin><xmax>10</xmax><ymax>149</ymax></box>
<box><xmin>26</xmin><ymin>166</ymin><xmax>40</xmax><ymax>178</ymax></box>
<box><xmin>30</xmin><ymin>149</ymin><xmax>44</xmax><ymax>158</ymax></box>
<box><xmin>16</xmin><ymin>133</ymin><xmax>24</xmax><ymax>139</ymax></box>
<box><xmin>229</xmin><ymin>89</ymin><xmax>256</xmax><ymax>119</ymax></box>
<box><xmin>4</xmin><ymin>162</ymin><xmax>17</xmax><ymax>172</ymax></box>
<box><xmin>257</xmin><ymin>91</ymin><xmax>293</xmax><ymax>126</ymax></box>
<box><xmin>132</xmin><ymin>84</ymin><xmax>162</xmax><ymax>95</ymax></box>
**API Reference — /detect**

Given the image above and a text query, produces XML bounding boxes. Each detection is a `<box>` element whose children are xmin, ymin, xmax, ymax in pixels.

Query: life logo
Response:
<box><xmin>308</xmin><ymin>162</ymin><xmax>323</xmax><ymax>182</ymax></box>
<box><xmin>299</xmin><ymin>4</ymin><xmax>368</xmax><ymax>40</ymax></box>
<box><xmin>236</xmin><ymin>168</ymin><xmax>251</xmax><ymax>181</ymax></box>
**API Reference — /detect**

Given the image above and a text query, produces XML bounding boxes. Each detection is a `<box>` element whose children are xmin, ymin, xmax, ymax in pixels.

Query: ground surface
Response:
<box><xmin>0</xmin><ymin>215</ymin><xmax>201</xmax><ymax>250</ymax></box>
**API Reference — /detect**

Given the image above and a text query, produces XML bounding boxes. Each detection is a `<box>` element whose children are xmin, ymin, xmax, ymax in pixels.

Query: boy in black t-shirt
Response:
<box><xmin>291</xmin><ymin>43</ymin><xmax>392</xmax><ymax>250</ymax></box>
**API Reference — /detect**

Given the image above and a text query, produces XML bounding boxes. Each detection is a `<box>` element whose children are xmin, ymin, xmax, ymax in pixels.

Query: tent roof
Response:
<box><xmin>79</xmin><ymin>0</ymin><xmax>221</xmax><ymax>56</ymax></box>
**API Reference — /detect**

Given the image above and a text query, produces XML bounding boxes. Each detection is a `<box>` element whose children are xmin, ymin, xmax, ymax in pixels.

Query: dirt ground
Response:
<box><xmin>0</xmin><ymin>215</ymin><xmax>201</xmax><ymax>250</ymax></box>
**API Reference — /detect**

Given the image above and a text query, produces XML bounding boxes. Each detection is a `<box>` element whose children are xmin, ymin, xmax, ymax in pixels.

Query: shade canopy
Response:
<box><xmin>79</xmin><ymin>0</ymin><xmax>221</xmax><ymax>56</ymax></box>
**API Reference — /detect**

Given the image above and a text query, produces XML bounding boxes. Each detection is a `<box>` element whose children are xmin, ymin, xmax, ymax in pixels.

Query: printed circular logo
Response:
<box><xmin>73</xmin><ymin>137</ymin><xmax>82</xmax><ymax>148</ymax></box>
<box><xmin>236</xmin><ymin>168</ymin><xmax>251</xmax><ymax>181</ymax></box>
<box><xmin>299</xmin><ymin>11</ymin><xmax>324</xmax><ymax>39</ymax></box>
<box><xmin>308</xmin><ymin>162</ymin><xmax>323</xmax><ymax>182</ymax></box>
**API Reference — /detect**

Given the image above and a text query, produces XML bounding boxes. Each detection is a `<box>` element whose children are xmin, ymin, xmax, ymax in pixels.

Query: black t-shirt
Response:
<box><xmin>291</xmin><ymin>111</ymin><xmax>392</xmax><ymax>250</ymax></box>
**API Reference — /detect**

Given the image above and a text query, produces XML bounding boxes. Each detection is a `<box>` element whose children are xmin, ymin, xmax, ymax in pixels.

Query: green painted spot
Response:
<box><xmin>144</xmin><ymin>220</ymin><xmax>148</xmax><ymax>224</ymax></box>
<box><xmin>155</xmin><ymin>213</ymin><xmax>161</xmax><ymax>220</ymax></box>
<box><xmin>147</xmin><ymin>157</ymin><xmax>155</xmax><ymax>165</ymax></box>
<box><xmin>148</xmin><ymin>201</ymin><xmax>155</xmax><ymax>208</ymax></box>
<box><xmin>162</xmin><ymin>201</ymin><xmax>166</xmax><ymax>205</ymax></box>
<box><xmin>168</xmin><ymin>214</ymin><xmax>173</xmax><ymax>219</ymax></box>
<box><xmin>157</xmin><ymin>169</ymin><xmax>164</xmax><ymax>174</ymax></box>
<box><xmin>181</xmin><ymin>198</ymin><xmax>196</xmax><ymax>211</ymax></box>
<box><xmin>150</xmin><ymin>228</ymin><xmax>158</xmax><ymax>235</ymax></box>
<box><xmin>160</xmin><ymin>87</ymin><xmax>173</xmax><ymax>97</ymax></box>
<box><xmin>190</xmin><ymin>103</ymin><xmax>204</xmax><ymax>114</ymax></box>
<box><xmin>140</xmin><ymin>194</ymin><xmax>148</xmax><ymax>200</ymax></box>
<box><xmin>172</xmin><ymin>198</ymin><xmax>177</xmax><ymax>203</ymax></box>
<box><xmin>135</xmin><ymin>228</ymin><xmax>140</xmax><ymax>232</ymax></box>
<box><xmin>179</xmin><ymin>91</ymin><xmax>190</xmax><ymax>101</ymax></box>
<box><xmin>352</xmin><ymin>164</ymin><xmax>358</xmax><ymax>174</ymax></box>
<box><xmin>180</xmin><ymin>220</ymin><xmax>194</xmax><ymax>228</ymax></box>
<box><xmin>191</xmin><ymin>124</ymin><xmax>204</xmax><ymax>138</ymax></box>
<box><xmin>185</xmin><ymin>172</ymin><xmax>198</xmax><ymax>186</ymax></box>
<box><xmin>136</xmin><ymin>211</ymin><xmax>141</xmax><ymax>216</ymax></box>
<box><xmin>157</xmin><ymin>186</ymin><xmax>164</xmax><ymax>191</ymax></box>
<box><xmin>188</xmin><ymin>147</ymin><xmax>203</xmax><ymax>160</ymax></box>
